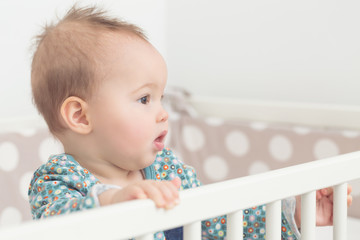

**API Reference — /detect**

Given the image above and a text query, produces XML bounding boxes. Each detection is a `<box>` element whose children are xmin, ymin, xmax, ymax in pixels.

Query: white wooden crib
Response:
<box><xmin>0</xmin><ymin>95</ymin><xmax>360</xmax><ymax>240</ymax></box>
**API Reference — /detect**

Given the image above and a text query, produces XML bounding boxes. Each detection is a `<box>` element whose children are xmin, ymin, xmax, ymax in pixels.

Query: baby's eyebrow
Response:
<box><xmin>131</xmin><ymin>82</ymin><xmax>157</xmax><ymax>94</ymax></box>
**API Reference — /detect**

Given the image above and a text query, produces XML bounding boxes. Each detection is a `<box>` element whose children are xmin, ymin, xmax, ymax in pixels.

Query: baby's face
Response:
<box><xmin>88</xmin><ymin>33</ymin><xmax>169</xmax><ymax>171</ymax></box>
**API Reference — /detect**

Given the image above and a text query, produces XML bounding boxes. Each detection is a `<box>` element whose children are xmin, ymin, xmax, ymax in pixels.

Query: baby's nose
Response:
<box><xmin>157</xmin><ymin>108</ymin><xmax>169</xmax><ymax>122</ymax></box>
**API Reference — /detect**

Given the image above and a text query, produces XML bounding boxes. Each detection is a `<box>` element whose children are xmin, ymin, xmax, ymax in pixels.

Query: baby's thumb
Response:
<box><xmin>171</xmin><ymin>177</ymin><xmax>181</xmax><ymax>189</ymax></box>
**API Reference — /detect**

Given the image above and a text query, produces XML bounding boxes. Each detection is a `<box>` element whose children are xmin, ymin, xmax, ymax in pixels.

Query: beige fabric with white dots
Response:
<box><xmin>0</xmin><ymin>129</ymin><xmax>63</xmax><ymax>227</ymax></box>
<box><xmin>167</xmin><ymin>116</ymin><xmax>360</xmax><ymax>219</ymax></box>
<box><xmin>0</xmin><ymin>115</ymin><xmax>359</xmax><ymax>227</ymax></box>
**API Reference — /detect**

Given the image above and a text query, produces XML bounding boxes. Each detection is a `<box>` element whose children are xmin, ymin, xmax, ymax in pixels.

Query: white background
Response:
<box><xmin>0</xmin><ymin>0</ymin><xmax>167</xmax><ymax>120</ymax></box>
<box><xmin>167</xmin><ymin>0</ymin><xmax>360</xmax><ymax>105</ymax></box>
<box><xmin>1</xmin><ymin>0</ymin><xmax>360</xmax><ymax>120</ymax></box>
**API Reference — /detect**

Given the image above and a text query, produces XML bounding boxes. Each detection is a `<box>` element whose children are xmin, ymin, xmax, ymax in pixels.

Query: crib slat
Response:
<box><xmin>333</xmin><ymin>183</ymin><xmax>347</xmax><ymax>240</ymax></box>
<box><xmin>266</xmin><ymin>200</ymin><xmax>281</xmax><ymax>240</ymax></box>
<box><xmin>227</xmin><ymin>209</ymin><xmax>243</xmax><ymax>239</ymax></box>
<box><xmin>183</xmin><ymin>221</ymin><xmax>201</xmax><ymax>240</ymax></box>
<box><xmin>136</xmin><ymin>234</ymin><xmax>154</xmax><ymax>240</ymax></box>
<box><xmin>301</xmin><ymin>191</ymin><xmax>316</xmax><ymax>240</ymax></box>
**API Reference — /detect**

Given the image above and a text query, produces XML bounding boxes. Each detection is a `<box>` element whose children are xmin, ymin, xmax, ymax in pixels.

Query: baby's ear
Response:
<box><xmin>60</xmin><ymin>96</ymin><xmax>92</xmax><ymax>134</ymax></box>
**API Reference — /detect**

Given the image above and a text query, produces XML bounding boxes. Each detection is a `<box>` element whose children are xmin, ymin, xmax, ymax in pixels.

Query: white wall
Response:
<box><xmin>167</xmin><ymin>0</ymin><xmax>360</xmax><ymax>106</ymax></box>
<box><xmin>2</xmin><ymin>0</ymin><xmax>360</xmax><ymax>121</ymax></box>
<box><xmin>0</xmin><ymin>0</ymin><xmax>167</xmax><ymax>120</ymax></box>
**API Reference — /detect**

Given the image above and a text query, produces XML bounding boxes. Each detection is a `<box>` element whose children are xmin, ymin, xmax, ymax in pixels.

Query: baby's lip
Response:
<box><xmin>155</xmin><ymin>130</ymin><xmax>167</xmax><ymax>143</ymax></box>
<box><xmin>154</xmin><ymin>130</ymin><xmax>167</xmax><ymax>151</ymax></box>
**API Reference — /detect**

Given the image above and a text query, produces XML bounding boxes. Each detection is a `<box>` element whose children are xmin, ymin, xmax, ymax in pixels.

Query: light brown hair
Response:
<box><xmin>31</xmin><ymin>5</ymin><xmax>147</xmax><ymax>134</ymax></box>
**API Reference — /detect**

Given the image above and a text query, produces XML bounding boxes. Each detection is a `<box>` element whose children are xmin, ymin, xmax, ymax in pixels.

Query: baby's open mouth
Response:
<box><xmin>154</xmin><ymin>131</ymin><xmax>167</xmax><ymax>151</ymax></box>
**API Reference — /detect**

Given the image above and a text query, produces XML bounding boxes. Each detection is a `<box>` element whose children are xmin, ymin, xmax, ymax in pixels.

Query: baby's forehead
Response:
<box><xmin>100</xmin><ymin>30</ymin><xmax>149</xmax><ymax>51</ymax></box>
<box><xmin>92</xmin><ymin>31</ymin><xmax>150</xmax><ymax>68</ymax></box>
<box><xmin>92</xmin><ymin>33</ymin><xmax>166</xmax><ymax>86</ymax></box>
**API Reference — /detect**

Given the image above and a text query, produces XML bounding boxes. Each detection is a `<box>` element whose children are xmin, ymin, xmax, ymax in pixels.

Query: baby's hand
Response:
<box><xmin>315</xmin><ymin>184</ymin><xmax>352</xmax><ymax>226</ymax></box>
<box><xmin>99</xmin><ymin>178</ymin><xmax>181</xmax><ymax>209</ymax></box>
<box><xmin>295</xmin><ymin>184</ymin><xmax>353</xmax><ymax>226</ymax></box>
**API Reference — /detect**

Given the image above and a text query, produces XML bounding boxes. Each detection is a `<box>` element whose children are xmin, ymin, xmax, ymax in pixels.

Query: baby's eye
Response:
<box><xmin>138</xmin><ymin>95</ymin><xmax>150</xmax><ymax>104</ymax></box>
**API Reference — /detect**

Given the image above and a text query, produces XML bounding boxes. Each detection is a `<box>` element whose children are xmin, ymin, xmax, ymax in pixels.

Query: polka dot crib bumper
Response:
<box><xmin>0</xmin><ymin>127</ymin><xmax>63</xmax><ymax>226</ymax></box>
<box><xmin>166</xmin><ymin>115</ymin><xmax>360</xmax><ymax>218</ymax></box>
<box><xmin>0</xmin><ymin>94</ymin><xmax>360</xmax><ymax>228</ymax></box>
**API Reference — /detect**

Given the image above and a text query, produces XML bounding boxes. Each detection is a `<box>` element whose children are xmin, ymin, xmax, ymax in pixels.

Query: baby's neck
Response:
<box><xmin>73</xmin><ymin>155</ymin><xmax>145</xmax><ymax>187</ymax></box>
<box><xmin>95</xmin><ymin>169</ymin><xmax>145</xmax><ymax>186</ymax></box>
<box><xmin>61</xmin><ymin>134</ymin><xmax>145</xmax><ymax>187</ymax></box>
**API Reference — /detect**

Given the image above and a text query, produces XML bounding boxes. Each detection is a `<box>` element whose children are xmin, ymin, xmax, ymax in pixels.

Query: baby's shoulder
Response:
<box><xmin>31</xmin><ymin>153</ymin><xmax>95</xmax><ymax>183</ymax></box>
<box><xmin>34</xmin><ymin>154</ymin><xmax>81</xmax><ymax>173</ymax></box>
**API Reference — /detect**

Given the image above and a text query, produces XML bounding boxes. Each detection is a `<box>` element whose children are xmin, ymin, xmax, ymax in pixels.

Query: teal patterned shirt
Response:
<box><xmin>28</xmin><ymin>148</ymin><xmax>298</xmax><ymax>239</ymax></box>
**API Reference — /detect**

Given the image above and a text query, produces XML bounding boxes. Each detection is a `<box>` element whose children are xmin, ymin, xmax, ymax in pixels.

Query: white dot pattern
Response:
<box><xmin>19</xmin><ymin>172</ymin><xmax>34</xmax><ymax>201</ymax></box>
<box><xmin>169</xmin><ymin>116</ymin><xmax>360</xmax><ymax>218</ymax></box>
<box><xmin>0</xmin><ymin>207</ymin><xmax>22</xmax><ymax>227</ymax></box>
<box><xmin>17</xmin><ymin>128</ymin><xmax>37</xmax><ymax>137</ymax></box>
<box><xmin>0</xmin><ymin>142</ymin><xmax>19</xmax><ymax>172</ymax></box>
<box><xmin>39</xmin><ymin>137</ymin><xmax>63</xmax><ymax>163</ymax></box>
<box><xmin>313</xmin><ymin>139</ymin><xmax>339</xmax><ymax>160</ymax></box>
<box><xmin>269</xmin><ymin>135</ymin><xmax>293</xmax><ymax>162</ymax></box>
<box><xmin>341</xmin><ymin>130</ymin><xmax>360</xmax><ymax>138</ymax></box>
<box><xmin>250</xmin><ymin>122</ymin><xmax>268</xmax><ymax>131</ymax></box>
<box><xmin>182</xmin><ymin>125</ymin><xmax>205</xmax><ymax>152</ymax></box>
<box><xmin>248</xmin><ymin>161</ymin><xmax>270</xmax><ymax>175</ymax></box>
<box><xmin>293</xmin><ymin>126</ymin><xmax>311</xmax><ymax>135</ymax></box>
<box><xmin>203</xmin><ymin>155</ymin><xmax>229</xmax><ymax>181</ymax></box>
<box><xmin>225</xmin><ymin>131</ymin><xmax>249</xmax><ymax>157</ymax></box>
<box><xmin>0</xmin><ymin>128</ymin><xmax>56</xmax><ymax>225</ymax></box>
<box><xmin>205</xmin><ymin>117</ymin><xmax>225</xmax><ymax>127</ymax></box>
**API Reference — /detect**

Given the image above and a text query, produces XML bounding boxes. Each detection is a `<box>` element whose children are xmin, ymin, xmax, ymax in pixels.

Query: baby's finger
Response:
<box><xmin>157</xmin><ymin>181</ymin><xmax>180</xmax><ymax>209</ymax></box>
<box><xmin>347</xmin><ymin>184</ymin><xmax>353</xmax><ymax>207</ymax></box>
<box><xmin>348</xmin><ymin>195</ymin><xmax>353</xmax><ymax>207</ymax></box>
<box><xmin>171</xmin><ymin>177</ymin><xmax>181</xmax><ymax>189</ymax></box>
<box><xmin>141</xmin><ymin>182</ymin><xmax>166</xmax><ymax>208</ymax></box>
<box><xmin>111</xmin><ymin>186</ymin><xmax>147</xmax><ymax>204</ymax></box>
<box><xmin>316</xmin><ymin>190</ymin><xmax>323</xmax><ymax>200</ymax></box>
<box><xmin>320</xmin><ymin>187</ymin><xmax>333</xmax><ymax>196</ymax></box>
<box><xmin>348</xmin><ymin>184</ymin><xmax>352</xmax><ymax>194</ymax></box>
<box><xmin>128</xmin><ymin>186</ymin><xmax>147</xmax><ymax>200</ymax></box>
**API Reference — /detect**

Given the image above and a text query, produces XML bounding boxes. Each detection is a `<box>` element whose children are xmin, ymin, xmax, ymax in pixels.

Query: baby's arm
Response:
<box><xmin>29</xmin><ymin>155</ymin><xmax>181</xmax><ymax>219</ymax></box>
<box><xmin>29</xmin><ymin>158</ymin><xmax>97</xmax><ymax>219</ymax></box>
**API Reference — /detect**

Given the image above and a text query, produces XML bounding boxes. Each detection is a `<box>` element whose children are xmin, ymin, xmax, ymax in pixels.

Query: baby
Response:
<box><xmin>28</xmin><ymin>5</ymin><xmax>351</xmax><ymax>240</ymax></box>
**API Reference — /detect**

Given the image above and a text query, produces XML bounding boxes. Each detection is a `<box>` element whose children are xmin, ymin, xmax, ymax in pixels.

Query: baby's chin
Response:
<box><xmin>137</xmin><ymin>153</ymin><xmax>158</xmax><ymax>169</ymax></box>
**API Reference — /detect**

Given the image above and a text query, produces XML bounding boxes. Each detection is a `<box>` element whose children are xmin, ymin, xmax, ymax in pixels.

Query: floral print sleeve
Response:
<box><xmin>152</xmin><ymin>149</ymin><xmax>299</xmax><ymax>240</ymax></box>
<box><xmin>28</xmin><ymin>154</ymin><xmax>98</xmax><ymax>219</ymax></box>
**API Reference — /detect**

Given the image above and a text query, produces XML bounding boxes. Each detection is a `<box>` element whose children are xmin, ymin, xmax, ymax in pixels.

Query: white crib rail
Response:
<box><xmin>1</xmin><ymin>151</ymin><xmax>360</xmax><ymax>240</ymax></box>
<box><xmin>188</xmin><ymin>96</ymin><xmax>360</xmax><ymax>130</ymax></box>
